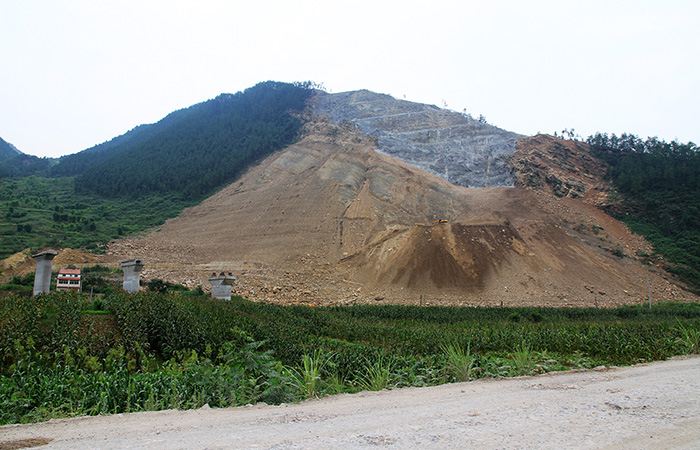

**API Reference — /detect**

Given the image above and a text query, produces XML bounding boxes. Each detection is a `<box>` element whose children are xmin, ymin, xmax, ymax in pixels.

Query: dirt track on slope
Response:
<box><xmin>2</xmin><ymin>356</ymin><xmax>698</xmax><ymax>450</ymax></box>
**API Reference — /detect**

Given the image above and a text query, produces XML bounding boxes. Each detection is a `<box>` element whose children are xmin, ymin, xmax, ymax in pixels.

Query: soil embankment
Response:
<box><xmin>101</xmin><ymin>119</ymin><xmax>696</xmax><ymax>306</ymax></box>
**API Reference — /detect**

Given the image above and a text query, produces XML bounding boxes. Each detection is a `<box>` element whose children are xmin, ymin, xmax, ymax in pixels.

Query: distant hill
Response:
<box><xmin>49</xmin><ymin>124</ymin><xmax>164</xmax><ymax>177</ymax></box>
<box><xmin>70</xmin><ymin>81</ymin><xmax>314</xmax><ymax>200</ymax></box>
<box><xmin>103</xmin><ymin>115</ymin><xmax>696</xmax><ymax>306</ymax></box>
<box><xmin>1</xmin><ymin>83</ymin><xmax>698</xmax><ymax>298</ymax></box>
<box><xmin>0</xmin><ymin>137</ymin><xmax>21</xmax><ymax>161</ymax></box>
<box><xmin>0</xmin><ymin>81</ymin><xmax>315</xmax><ymax>257</ymax></box>
<box><xmin>0</xmin><ymin>138</ymin><xmax>53</xmax><ymax>178</ymax></box>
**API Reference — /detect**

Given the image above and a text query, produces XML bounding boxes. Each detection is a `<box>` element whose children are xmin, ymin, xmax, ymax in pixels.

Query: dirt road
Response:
<box><xmin>2</xmin><ymin>356</ymin><xmax>698</xmax><ymax>450</ymax></box>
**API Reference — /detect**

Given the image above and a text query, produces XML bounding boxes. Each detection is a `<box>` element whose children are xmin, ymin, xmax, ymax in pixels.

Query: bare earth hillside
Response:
<box><xmin>102</xmin><ymin>117</ymin><xmax>696</xmax><ymax>306</ymax></box>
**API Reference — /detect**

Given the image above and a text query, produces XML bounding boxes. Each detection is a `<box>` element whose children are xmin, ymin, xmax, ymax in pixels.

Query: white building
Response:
<box><xmin>56</xmin><ymin>268</ymin><xmax>81</xmax><ymax>292</ymax></box>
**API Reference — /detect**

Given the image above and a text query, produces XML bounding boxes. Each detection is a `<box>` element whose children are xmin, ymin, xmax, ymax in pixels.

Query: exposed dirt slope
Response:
<box><xmin>102</xmin><ymin>119</ymin><xmax>696</xmax><ymax>306</ymax></box>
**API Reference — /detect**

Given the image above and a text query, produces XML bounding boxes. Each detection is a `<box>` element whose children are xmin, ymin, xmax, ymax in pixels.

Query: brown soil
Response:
<box><xmin>96</xmin><ymin>119</ymin><xmax>696</xmax><ymax>307</ymax></box>
<box><xmin>510</xmin><ymin>134</ymin><xmax>615</xmax><ymax>206</ymax></box>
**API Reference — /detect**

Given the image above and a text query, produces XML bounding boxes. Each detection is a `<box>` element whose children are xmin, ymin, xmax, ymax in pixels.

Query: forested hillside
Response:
<box><xmin>0</xmin><ymin>81</ymin><xmax>315</xmax><ymax>258</ymax></box>
<box><xmin>74</xmin><ymin>81</ymin><xmax>313</xmax><ymax>200</ymax></box>
<box><xmin>587</xmin><ymin>132</ymin><xmax>700</xmax><ymax>291</ymax></box>
<box><xmin>48</xmin><ymin>124</ymin><xmax>161</xmax><ymax>177</ymax></box>
<box><xmin>0</xmin><ymin>154</ymin><xmax>52</xmax><ymax>178</ymax></box>
<box><xmin>0</xmin><ymin>138</ymin><xmax>53</xmax><ymax>178</ymax></box>
<box><xmin>0</xmin><ymin>137</ymin><xmax>21</xmax><ymax>161</ymax></box>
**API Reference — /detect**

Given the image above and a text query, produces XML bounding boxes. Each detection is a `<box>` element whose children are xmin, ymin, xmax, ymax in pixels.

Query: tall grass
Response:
<box><xmin>676</xmin><ymin>321</ymin><xmax>700</xmax><ymax>354</ymax></box>
<box><xmin>441</xmin><ymin>342</ymin><xmax>479</xmax><ymax>382</ymax></box>
<box><xmin>291</xmin><ymin>349</ymin><xmax>331</xmax><ymax>399</ymax></box>
<box><xmin>356</xmin><ymin>354</ymin><xmax>394</xmax><ymax>391</ymax></box>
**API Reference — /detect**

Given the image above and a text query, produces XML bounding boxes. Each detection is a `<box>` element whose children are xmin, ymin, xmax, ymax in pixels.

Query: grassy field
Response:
<box><xmin>1</xmin><ymin>291</ymin><xmax>699</xmax><ymax>425</ymax></box>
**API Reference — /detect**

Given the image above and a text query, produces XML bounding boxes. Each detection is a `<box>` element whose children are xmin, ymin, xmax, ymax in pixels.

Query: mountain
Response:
<box><xmin>0</xmin><ymin>137</ymin><xmax>22</xmax><ymax>161</ymax></box>
<box><xmin>0</xmin><ymin>82</ymin><xmax>317</xmax><ymax>259</ymax></box>
<box><xmin>2</xmin><ymin>85</ymin><xmax>697</xmax><ymax>305</ymax></box>
<box><xmin>103</xmin><ymin>106</ymin><xmax>697</xmax><ymax>307</ymax></box>
<box><xmin>0</xmin><ymin>137</ymin><xmax>53</xmax><ymax>178</ymax></box>
<box><xmin>48</xmin><ymin>124</ymin><xmax>162</xmax><ymax>177</ymax></box>
<box><xmin>62</xmin><ymin>81</ymin><xmax>314</xmax><ymax>200</ymax></box>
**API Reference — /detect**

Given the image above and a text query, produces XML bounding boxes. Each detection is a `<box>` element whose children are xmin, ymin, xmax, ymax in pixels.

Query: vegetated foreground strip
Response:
<box><xmin>1</xmin><ymin>292</ymin><xmax>699</xmax><ymax>426</ymax></box>
<box><xmin>1</xmin><ymin>356</ymin><xmax>699</xmax><ymax>450</ymax></box>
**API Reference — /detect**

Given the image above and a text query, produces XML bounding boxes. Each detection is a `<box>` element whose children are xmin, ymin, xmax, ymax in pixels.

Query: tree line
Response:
<box><xmin>587</xmin><ymin>132</ymin><xmax>700</xmax><ymax>290</ymax></box>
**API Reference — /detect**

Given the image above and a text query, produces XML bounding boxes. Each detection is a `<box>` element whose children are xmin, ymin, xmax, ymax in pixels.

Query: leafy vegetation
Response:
<box><xmin>587</xmin><ymin>132</ymin><xmax>700</xmax><ymax>291</ymax></box>
<box><xmin>1</xmin><ymin>291</ymin><xmax>698</xmax><ymax>425</ymax></box>
<box><xmin>0</xmin><ymin>81</ymin><xmax>315</xmax><ymax>258</ymax></box>
<box><xmin>0</xmin><ymin>176</ymin><xmax>194</xmax><ymax>258</ymax></box>
<box><xmin>0</xmin><ymin>154</ymin><xmax>53</xmax><ymax>178</ymax></box>
<box><xmin>0</xmin><ymin>272</ymin><xmax>34</xmax><ymax>293</ymax></box>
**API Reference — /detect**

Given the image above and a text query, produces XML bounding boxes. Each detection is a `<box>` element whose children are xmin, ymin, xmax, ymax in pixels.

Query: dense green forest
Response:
<box><xmin>75</xmin><ymin>81</ymin><xmax>313</xmax><ymax>200</ymax></box>
<box><xmin>0</xmin><ymin>154</ymin><xmax>53</xmax><ymax>178</ymax></box>
<box><xmin>587</xmin><ymin>132</ymin><xmax>700</xmax><ymax>291</ymax></box>
<box><xmin>48</xmin><ymin>124</ymin><xmax>160</xmax><ymax>178</ymax></box>
<box><xmin>0</xmin><ymin>81</ymin><xmax>315</xmax><ymax>258</ymax></box>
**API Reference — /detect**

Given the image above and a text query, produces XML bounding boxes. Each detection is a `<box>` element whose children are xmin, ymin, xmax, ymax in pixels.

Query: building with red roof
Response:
<box><xmin>56</xmin><ymin>268</ymin><xmax>81</xmax><ymax>292</ymax></box>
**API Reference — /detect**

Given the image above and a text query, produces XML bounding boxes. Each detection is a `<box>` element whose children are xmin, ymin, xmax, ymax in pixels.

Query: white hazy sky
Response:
<box><xmin>2</xmin><ymin>0</ymin><xmax>699</xmax><ymax>158</ymax></box>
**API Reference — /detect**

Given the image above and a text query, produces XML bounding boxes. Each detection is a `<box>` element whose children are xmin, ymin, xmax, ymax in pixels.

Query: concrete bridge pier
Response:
<box><xmin>120</xmin><ymin>259</ymin><xmax>144</xmax><ymax>293</ymax></box>
<box><xmin>32</xmin><ymin>250</ymin><xmax>58</xmax><ymax>296</ymax></box>
<box><xmin>209</xmin><ymin>272</ymin><xmax>237</xmax><ymax>300</ymax></box>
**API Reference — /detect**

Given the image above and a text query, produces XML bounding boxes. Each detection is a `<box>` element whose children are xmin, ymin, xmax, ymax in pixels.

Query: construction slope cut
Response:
<box><xmin>104</xmin><ymin>117</ymin><xmax>696</xmax><ymax>307</ymax></box>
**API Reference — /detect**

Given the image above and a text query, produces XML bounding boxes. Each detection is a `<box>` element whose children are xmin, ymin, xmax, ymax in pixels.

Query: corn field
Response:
<box><xmin>1</xmin><ymin>291</ymin><xmax>698</xmax><ymax>425</ymax></box>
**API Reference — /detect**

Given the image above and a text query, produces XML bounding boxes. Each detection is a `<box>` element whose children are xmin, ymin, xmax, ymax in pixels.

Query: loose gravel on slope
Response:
<box><xmin>1</xmin><ymin>356</ymin><xmax>698</xmax><ymax>450</ymax></box>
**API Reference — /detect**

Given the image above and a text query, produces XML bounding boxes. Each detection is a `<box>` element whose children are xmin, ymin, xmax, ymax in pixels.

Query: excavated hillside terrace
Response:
<box><xmin>312</xmin><ymin>90</ymin><xmax>522</xmax><ymax>188</ymax></box>
<box><xmin>99</xmin><ymin>117</ymin><xmax>697</xmax><ymax>307</ymax></box>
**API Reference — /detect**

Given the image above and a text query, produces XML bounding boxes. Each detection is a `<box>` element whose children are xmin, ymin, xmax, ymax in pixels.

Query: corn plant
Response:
<box><xmin>676</xmin><ymin>321</ymin><xmax>700</xmax><ymax>354</ymax></box>
<box><xmin>356</xmin><ymin>354</ymin><xmax>395</xmax><ymax>391</ymax></box>
<box><xmin>441</xmin><ymin>342</ymin><xmax>479</xmax><ymax>382</ymax></box>
<box><xmin>290</xmin><ymin>349</ymin><xmax>330</xmax><ymax>399</ymax></box>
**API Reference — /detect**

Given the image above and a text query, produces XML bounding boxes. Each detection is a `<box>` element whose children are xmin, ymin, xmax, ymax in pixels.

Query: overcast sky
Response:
<box><xmin>2</xmin><ymin>0</ymin><xmax>699</xmax><ymax>158</ymax></box>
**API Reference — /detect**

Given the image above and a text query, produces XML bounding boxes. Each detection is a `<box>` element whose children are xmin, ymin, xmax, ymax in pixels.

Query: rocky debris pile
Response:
<box><xmin>137</xmin><ymin>261</ymin><xmax>367</xmax><ymax>307</ymax></box>
<box><xmin>313</xmin><ymin>90</ymin><xmax>522</xmax><ymax>188</ymax></box>
<box><xmin>0</xmin><ymin>248</ymin><xmax>32</xmax><ymax>274</ymax></box>
<box><xmin>508</xmin><ymin>134</ymin><xmax>656</xmax><ymax>261</ymax></box>
<box><xmin>531</xmin><ymin>189</ymin><xmax>654</xmax><ymax>260</ymax></box>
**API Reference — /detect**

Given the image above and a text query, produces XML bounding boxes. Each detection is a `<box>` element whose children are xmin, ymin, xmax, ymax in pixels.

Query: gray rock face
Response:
<box><xmin>313</xmin><ymin>90</ymin><xmax>522</xmax><ymax>188</ymax></box>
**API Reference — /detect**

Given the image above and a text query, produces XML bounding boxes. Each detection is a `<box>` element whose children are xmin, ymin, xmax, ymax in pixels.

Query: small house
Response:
<box><xmin>56</xmin><ymin>268</ymin><xmax>81</xmax><ymax>292</ymax></box>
